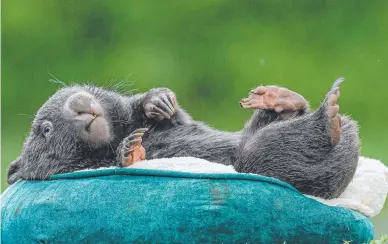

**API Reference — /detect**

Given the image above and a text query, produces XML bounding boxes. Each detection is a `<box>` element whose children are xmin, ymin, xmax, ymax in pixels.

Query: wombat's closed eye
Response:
<box><xmin>41</xmin><ymin>121</ymin><xmax>53</xmax><ymax>137</ymax></box>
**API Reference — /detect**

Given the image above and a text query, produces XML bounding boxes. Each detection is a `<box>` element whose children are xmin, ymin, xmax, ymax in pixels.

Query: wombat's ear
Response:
<box><xmin>7</xmin><ymin>157</ymin><xmax>22</xmax><ymax>185</ymax></box>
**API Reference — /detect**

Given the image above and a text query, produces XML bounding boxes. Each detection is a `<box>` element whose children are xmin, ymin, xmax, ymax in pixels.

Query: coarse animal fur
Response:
<box><xmin>7</xmin><ymin>81</ymin><xmax>359</xmax><ymax>199</ymax></box>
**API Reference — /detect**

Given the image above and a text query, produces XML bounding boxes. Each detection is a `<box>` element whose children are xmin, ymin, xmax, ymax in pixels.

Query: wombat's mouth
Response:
<box><xmin>75</xmin><ymin>112</ymin><xmax>99</xmax><ymax>129</ymax></box>
<box><xmin>75</xmin><ymin>113</ymin><xmax>111</xmax><ymax>143</ymax></box>
<box><xmin>85</xmin><ymin>114</ymin><xmax>98</xmax><ymax>131</ymax></box>
<box><xmin>82</xmin><ymin>115</ymin><xmax>111</xmax><ymax>143</ymax></box>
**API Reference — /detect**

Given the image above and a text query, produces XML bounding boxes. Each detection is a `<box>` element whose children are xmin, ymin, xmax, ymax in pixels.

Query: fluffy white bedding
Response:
<box><xmin>306</xmin><ymin>156</ymin><xmax>388</xmax><ymax>217</ymax></box>
<box><xmin>126</xmin><ymin>156</ymin><xmax>388</xmax><ymax>217</ymax></box>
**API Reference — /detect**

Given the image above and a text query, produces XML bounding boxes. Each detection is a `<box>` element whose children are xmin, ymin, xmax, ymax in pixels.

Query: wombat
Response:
<box><xmin>7</xmin><ymin>78</ymin><xmax>359</xmax><ymax>199</ymax></box>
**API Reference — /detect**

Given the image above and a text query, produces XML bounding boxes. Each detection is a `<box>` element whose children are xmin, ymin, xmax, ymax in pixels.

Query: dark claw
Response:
<box><xmin>157</xmin><ymin>99</ymin><xmax>174</xmax><ymax>116</ymax></box>
<box><xmin>150</xmin><ymin>112</ymin><xmax>162</xmax><ymax>117</ymax></box>
<box><xmin>124</xmin><ymin>139</ymin><xmax>142</xmax><ymax>147</ymax></box>
<box><xmin>126</xmin><ymin>133</ymin><xmax>145</xmax><ymax>140</ymax></box>
<box><xmin>121</xmin><ymin>156</ymin><xmax>130</xmax><ymax>162</ymax></box>
<box><xmin>132</xmin><ymin>128</ymin><xmax>148</xmax><ymax>133</ymax></box>
<box><xmin>331</xmin><ymin>77</ymin><xmax>344</xmax><ymax>90</ymax></box>
<box><xmin>162</xmin><ymin>95</ymin><xmax>174</xmax><ymax>113</ymax></box>
<box><xmin>324</xmin><ymin>78</ymin><xmax>343</xmax><ymax>101</ymax></box>
<box><xmin>121</xmin><ymin>143</ymin><xmax>133</xmax><ymax>156</ymax></box>
<box><xmin>122</xmin><ymin>150</ymin><xmax>131</xmax><ymax>157</ymax></box>
<box><xmin>167</xmin><ymin>94</ymin><xmax>175</xmax><ymax>107</ymax></box>
<box><xmin>153</xmin><ymin>106</ymin><xmax>171</xmax><ymax>119</ymax></box>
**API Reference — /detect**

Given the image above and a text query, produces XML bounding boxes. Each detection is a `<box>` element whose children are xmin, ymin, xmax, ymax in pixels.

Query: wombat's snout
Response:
<box><xmin>63</xmin><ymin>91</ymin><xmax>111</xmax><ymax>143</ymax></box>
<box><xmin>64</xmin><ymin>91</ymin><xmax>103</xmax><ymax>119</ymax></box>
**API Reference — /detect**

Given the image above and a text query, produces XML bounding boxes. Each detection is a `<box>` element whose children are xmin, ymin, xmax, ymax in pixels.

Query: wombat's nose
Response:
<box><xmin>64</xmin><ymin>91</ymin><xmax>103</xmax><ymax>118</ymax></box>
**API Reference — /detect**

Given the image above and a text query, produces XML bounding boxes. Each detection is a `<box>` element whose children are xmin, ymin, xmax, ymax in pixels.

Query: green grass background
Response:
<box><xmin>1</xmin><ymin>0</ymin><xmax>387</xmax><ymax>237</ymax></box>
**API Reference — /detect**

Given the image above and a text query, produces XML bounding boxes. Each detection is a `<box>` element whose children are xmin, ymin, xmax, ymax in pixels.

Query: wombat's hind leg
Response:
<box><xmin>317</xmin><ymin>77</ymin><xmax>344</xmax><ymax>146</ymax></box>
<box><xmin>240</xmin><ymin>85</ymin><xmax>308</xmax><ymax>113</ymax></box>
<box><xmin>117</xmin><ymin>128</ymin><xmax>148</xmax><ymax>167</ymax></box>
<box><xmin>240</xmin><ymin>85</ymin><xmax>308</xmax><ymax>131</ymax></box>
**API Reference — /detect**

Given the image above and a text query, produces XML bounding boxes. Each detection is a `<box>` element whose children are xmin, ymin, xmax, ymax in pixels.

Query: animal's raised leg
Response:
<box><xmin>240</xmin><ymin>85</ymin><xmax>309</xmax><ymax>134</ymax></box>
<box><xmin>235</xmin><ymin>78</ymin><xmax>359</xmax><ymax>198</ymax></box>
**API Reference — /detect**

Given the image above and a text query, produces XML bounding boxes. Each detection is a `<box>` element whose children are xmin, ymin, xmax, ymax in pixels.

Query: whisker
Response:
<box><xmin>108</xmin><ymin>142</ymin><xmax>115</xmax><ymax>157</ymax></box>
<box><xmin>103</xmin><ymin>78</ymin><xmax>136</xmax><ymax>96</ymax></box>
<box><xmin>18</xmin><ymin>113</ymin><xmax>35</xmax><ymax>119</ymax></box>
<box><xmin>46</xmin><ymin>68</ymin><xmax>67</xmax><ymax>87</ymax></box>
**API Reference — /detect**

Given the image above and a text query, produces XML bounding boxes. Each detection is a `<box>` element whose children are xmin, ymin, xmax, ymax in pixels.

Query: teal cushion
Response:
<box><xmin>1</xmin><ymin>168</ymin><xmax>374</xmax><ymax>243</ymax></box>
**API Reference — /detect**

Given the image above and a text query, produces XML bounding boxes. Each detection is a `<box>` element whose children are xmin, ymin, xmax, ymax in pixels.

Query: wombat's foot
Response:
<box><xmin>119</xmin><ymin>128</ymin><xmax>148</xmax><ymax>167</ymax></box>
<box><xmin>143</xmin><ymin>88</ymin><xmax>177</xmax><ymax>121</ymax></box>
<box><xmin>320</xmin><ymin>78</ymin><xmax>343</xmax><ymax>146</ymax></box>
<box><xmin>240</xmin><ymin>86</ymin><xmax>308</xmax><ymax>113</ymax></box>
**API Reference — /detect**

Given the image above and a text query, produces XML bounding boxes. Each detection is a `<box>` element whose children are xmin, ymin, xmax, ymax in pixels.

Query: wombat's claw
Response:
<box><xmin>331</xmin><ymin>77</ymin><xmax>344</xmax><ymax>90</ymax></box>
<box><xmin>121</xmin><ymin>128</ymin><xmax>147</xmax><ymax>167</ymax></box>
<box><xmin>240</xmin><ymin>86</ymin><xmax>307</xmax><ymax>113</ymax></box>
<box><xmin>131</xmin><ymin>128</ymin><xmax>149</xmax><ymax>134</ymax></box>
<box><xmin>144</xmin><ymin>92</ymin><xmax>177</xmax><ymax>121</ymax></box>
<box><xmin>325</xmin><ymin>79</ymin><xmax>343</xmax><ymax>146</ymax></box>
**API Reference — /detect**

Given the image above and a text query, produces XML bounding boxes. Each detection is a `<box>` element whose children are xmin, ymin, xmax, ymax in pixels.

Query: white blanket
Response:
<box><xmin>126</xmin><ymin>156</ymin><xmax>388</xmax><ymax>217</ymax></box>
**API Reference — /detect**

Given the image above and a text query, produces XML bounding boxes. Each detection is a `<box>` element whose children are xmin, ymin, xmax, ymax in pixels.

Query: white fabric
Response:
<box><xmin>128</xmin><ymin>157</ymin><xmax>236</xmax><ymax>173</ymax></box>
<box><xmin>128</xmin><ymin>156</ymin><xmax>388</xmax><ymax>217</ymax></box>
<box><xmin>306</xmin><ymin>156</ymin><xmax>388</xmax><ymax>217</ymax></box>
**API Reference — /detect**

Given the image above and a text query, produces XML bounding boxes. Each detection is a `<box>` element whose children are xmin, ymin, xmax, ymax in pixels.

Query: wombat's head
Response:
<box><xmin>7</xmin><ymin>86</ymin><xmax>117</xmax><ymax>184</ymax></box>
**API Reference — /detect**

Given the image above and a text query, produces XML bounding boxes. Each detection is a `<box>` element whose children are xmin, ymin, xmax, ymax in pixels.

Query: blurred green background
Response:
<box><xmin>2</xmin><ymin>0</ymin><xmax>387</xmax><ymax>237</ymax></box>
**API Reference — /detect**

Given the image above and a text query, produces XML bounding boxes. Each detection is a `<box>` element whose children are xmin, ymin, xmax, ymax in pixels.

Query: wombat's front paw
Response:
<box><xmin>240</xmin><ymin>85</ymin><xmax>308</xmax><ymax>113</ymax></box>
<box><xmin>118</xmin><ymin>128</ymin><xmax>148</xmax><ymax>167</ymax></box>
<box><xmin>143</xmin><ymin>88</ymin><xmax>177</xmax><ymax>121</ymax></box>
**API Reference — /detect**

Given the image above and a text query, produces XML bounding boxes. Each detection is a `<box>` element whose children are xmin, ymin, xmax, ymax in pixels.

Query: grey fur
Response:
<box><xmin>7</xmin><ymin>82</ymin><xmax>359</xmax><ymax>199</ymax></box>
